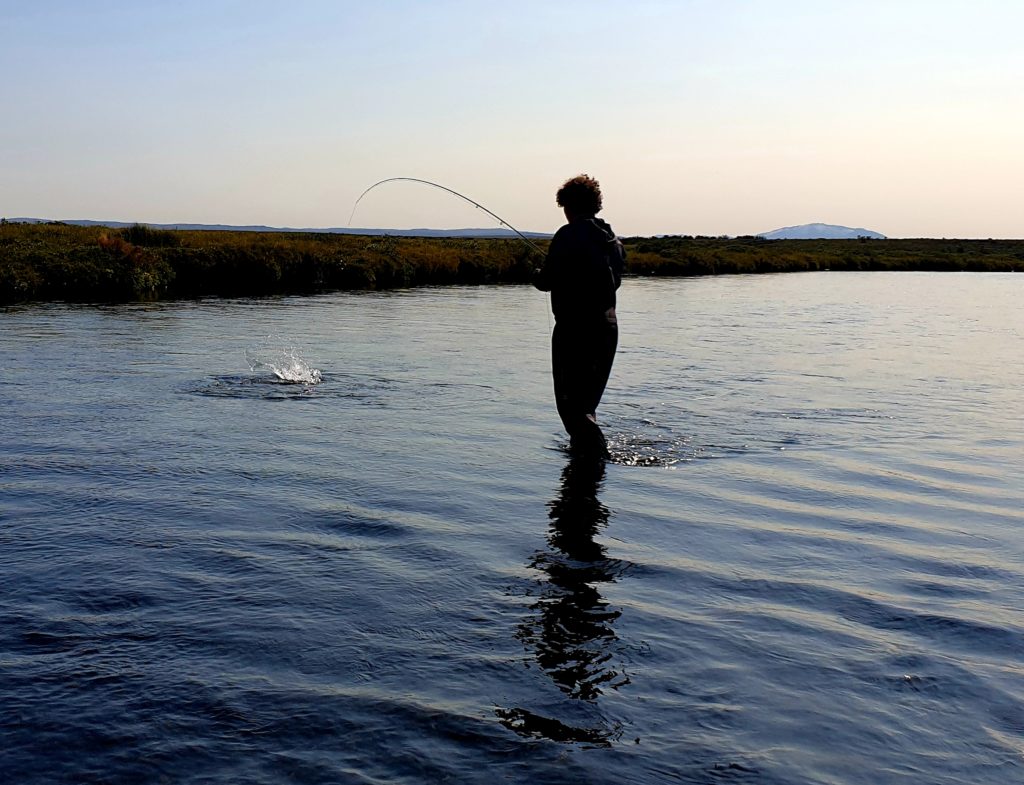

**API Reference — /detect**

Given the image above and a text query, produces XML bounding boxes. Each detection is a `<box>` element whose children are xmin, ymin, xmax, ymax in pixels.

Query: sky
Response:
<box><xmin>2</xmin><ymin>0</ymin><xmax>1022</xmax><ymax>238</ymax></box>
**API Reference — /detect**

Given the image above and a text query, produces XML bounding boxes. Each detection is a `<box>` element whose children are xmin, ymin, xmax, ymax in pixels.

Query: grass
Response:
<box><xmin>625</xmin><ymin>235</ymin><xmax>1024</xmax><ymax>276</ymax></box>
<box><xmin>1</xmin><ymin>221</ymin><xmax>1020</xmax><ymax>304</ymax></box>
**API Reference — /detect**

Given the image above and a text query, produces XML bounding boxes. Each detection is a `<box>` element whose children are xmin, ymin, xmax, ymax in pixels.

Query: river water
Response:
<box><xmin>2</xmin><ymin>272</ymin><xmax>1022</xmax><ymax>784</ymax></box>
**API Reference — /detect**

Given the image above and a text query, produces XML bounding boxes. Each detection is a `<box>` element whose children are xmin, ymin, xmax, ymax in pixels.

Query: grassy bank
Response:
<box><xmin>626</xmin><ymin>235</ymin><xmax>1024</xmax><ymax>276</ymax></box>
<box><xmin>1</xmin><ymin>221</ymin><xmax>1020</xmax><ymax>304</ymax></box>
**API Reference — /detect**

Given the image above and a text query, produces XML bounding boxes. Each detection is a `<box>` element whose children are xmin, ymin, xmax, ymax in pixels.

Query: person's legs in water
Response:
<box><xmin>552</xmin><ymin>322</ymin><xmax>618</xmax><ymax>455</ymax></box>
<box><xmin>576</xmin><ymin>320</ymin><xmax>617</xmax><ymax>456</ymax></box>
<box><xmin>582</xmin><ymin>320</ymin><xmax>618</xmax><ymax>420</ymax></box>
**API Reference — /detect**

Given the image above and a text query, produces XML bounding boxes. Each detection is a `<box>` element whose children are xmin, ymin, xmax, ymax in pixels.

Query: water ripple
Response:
<box><xmin>3</xmin><ymin>276</ymin><xmax>1023</xmax><ymax>784</ymax></box>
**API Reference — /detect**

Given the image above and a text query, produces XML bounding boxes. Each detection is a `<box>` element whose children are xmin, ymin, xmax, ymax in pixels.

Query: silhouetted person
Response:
<box><xmin>534</xmin><ymin>174</ymin><xmax>625</xmax><ymax>456</ymax></box>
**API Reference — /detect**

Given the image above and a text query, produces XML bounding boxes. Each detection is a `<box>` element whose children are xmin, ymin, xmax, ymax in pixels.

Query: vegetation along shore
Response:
<box><xmin>1</xmin><ymin>221</ymin><xmax>1020</xmax><ymax>304</ymax></box>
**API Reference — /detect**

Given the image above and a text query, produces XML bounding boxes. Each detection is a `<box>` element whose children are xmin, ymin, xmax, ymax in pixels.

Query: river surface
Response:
<box><xmin>2</xmin><ymin>272</ymin><xmax>1022</xmax><ymax>784</ymax></box>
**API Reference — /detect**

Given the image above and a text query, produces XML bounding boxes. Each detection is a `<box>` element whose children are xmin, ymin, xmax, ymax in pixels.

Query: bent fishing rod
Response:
<box><xmin>348</xmin><ymin>177</ymin><xmax>545</xmax><ymax>257</ymax></box>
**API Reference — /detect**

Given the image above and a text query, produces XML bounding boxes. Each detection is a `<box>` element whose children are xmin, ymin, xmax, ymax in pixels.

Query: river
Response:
<box><xmin>2</xmin><ymin>272</ymin><xmax>1022</xmax><ymax>784</ymax></box>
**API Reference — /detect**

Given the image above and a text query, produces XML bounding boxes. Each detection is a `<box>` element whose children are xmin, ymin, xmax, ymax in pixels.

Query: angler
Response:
<box><xmin>533</xmin><ymin>175</ymin><xmax>625</xmax><ymax>457</ymax></box>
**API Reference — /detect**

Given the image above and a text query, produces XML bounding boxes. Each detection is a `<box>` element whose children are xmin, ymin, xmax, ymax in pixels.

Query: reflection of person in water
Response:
<box><xmin>528</xmin><ymin>456</ymin><xmax>628</xmax><ymax>700</ymax></box>
<box><xmin>534</xmin><ymin>174</ymin><xmax>625</xmax><ymax>456</ymax></box>
<box><xmin>498</xmin><ymin>455</ymin><xmax>629</xmax><ymax>744</ymax></box>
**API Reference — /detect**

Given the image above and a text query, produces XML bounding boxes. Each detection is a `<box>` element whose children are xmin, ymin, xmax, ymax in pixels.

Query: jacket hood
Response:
<box><xmin>583</xmin><ymin>217</ymin><xmax>616</xmax><ymax>241</ymax></box>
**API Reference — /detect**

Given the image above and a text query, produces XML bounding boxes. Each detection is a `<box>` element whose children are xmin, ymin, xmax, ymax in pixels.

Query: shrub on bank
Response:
<box><xmin>120</xmin><ymin>223</ymin><xmax>180</xmax><ymax>248</ymax></box>
<box><xmin>0</xmin><ymin>222</ymin><xmax>1018</xmax><ymax>304</ymax></box>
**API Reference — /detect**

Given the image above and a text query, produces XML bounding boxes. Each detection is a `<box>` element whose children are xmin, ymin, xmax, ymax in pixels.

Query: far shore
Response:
<box><xmin>1</xmin><ymin>221</ymin><xmax>1019</xmax><ymax>305</ymax></box>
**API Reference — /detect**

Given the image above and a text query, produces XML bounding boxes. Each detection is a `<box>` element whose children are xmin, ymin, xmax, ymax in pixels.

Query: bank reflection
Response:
<box><xmin>498</xmin><ymin>455</ymin><xmax>630</xmax><ymax>745</ymax></box>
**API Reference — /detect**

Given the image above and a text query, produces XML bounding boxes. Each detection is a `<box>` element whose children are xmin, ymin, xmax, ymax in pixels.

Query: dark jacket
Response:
<box><xmin>533</xmin><ymin>217</ymin><xmax>625</xmax><ymax>324</ymax></box>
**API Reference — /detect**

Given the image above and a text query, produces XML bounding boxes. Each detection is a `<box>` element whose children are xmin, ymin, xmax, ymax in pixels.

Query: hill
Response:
<box><xmin>758</xmin><ymin>223</ymin><xmax>886</xmax><ymax>240</ymax></box>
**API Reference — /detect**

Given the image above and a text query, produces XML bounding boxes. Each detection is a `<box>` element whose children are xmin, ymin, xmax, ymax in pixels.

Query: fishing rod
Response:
<box><xmin>348</xmin><ymin>177</ymin><xmax>546</xmax><ymax>257</ymax></box>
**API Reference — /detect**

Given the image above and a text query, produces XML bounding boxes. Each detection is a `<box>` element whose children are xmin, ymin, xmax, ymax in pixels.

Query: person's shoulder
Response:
<box><xmin>554</xmin><ymin>221</ymin><xmax>593</xmax><ymax>244</ymax></box>
<box><xmin>548</xmin><ymin>222</ymin><xmax>576</xmax><ymax>252</ymax></box>
<box><xmin>552</xmin><ymin>223</ymin><xmax>576</xmax><ymax>240</ymax></box>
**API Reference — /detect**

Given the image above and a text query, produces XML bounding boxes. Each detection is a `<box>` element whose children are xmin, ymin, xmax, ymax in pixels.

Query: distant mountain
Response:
<box><xmin>3</xmin><ymin>217</ymin><xmax>551</xmax><ymax>240</ymax></box>
<box><xmin>758</xmin><ymin>223</ymin><xmax>886</xmax><ymax>240</ymax></box>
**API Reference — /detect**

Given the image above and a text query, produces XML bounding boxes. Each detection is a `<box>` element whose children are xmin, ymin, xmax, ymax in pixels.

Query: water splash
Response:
<box><xmin>607</xmin><ymin>433</ymin><xmax>690</xmax><ymax>467</ymax></box>
<box><xmin>598</xmin><ymin>416</ymin><xmax>694</xmax><ymax>467</ymax></box>
<box><xmin>245</xmin><ymin>336</ymin><xmax>322</xmax><ymax>384</ymax></box>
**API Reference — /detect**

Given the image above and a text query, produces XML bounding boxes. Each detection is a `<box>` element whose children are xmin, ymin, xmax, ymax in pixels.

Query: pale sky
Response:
<box><xmin>2</xmin><ymin>1</ymin><xmax>1022</xmax><ymax>238</ymax></box>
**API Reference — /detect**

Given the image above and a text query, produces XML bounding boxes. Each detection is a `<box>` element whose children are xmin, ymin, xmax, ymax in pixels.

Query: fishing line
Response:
<box><xmin>349</xmin><ymin>176</ymin><xmax>554</xmax><ymax>333</ymax></box>
<box><xmin>348</xmin><ymin>177</ymin><xmax>546</xmax><ymax>257</ymax></box>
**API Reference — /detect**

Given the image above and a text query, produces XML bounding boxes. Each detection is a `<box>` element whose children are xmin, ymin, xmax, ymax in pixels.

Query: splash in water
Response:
<box><xmin>245</xmin><ymin>336</ymin><xmax>323</xmax><ymax>385</ymax></box>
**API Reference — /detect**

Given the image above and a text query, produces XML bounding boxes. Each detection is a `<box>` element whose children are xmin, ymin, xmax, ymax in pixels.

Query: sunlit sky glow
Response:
<box><xmin>2</xmin><ymin>0</ymin><xmax>1022</xmax><ymax>237</ymax></box>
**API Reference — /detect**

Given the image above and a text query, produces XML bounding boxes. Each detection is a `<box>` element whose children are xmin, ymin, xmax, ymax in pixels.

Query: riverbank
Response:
<box><xmin>1</xmin><ymin>221</ymin><xmax>1020</xmax><ymax>303</ymax></box>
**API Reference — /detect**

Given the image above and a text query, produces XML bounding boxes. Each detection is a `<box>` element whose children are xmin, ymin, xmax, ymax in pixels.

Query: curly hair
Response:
<box><xmin>555</xmin><ymin>174</ymin><xmax>603</xmax><ymax>216</ymax></box>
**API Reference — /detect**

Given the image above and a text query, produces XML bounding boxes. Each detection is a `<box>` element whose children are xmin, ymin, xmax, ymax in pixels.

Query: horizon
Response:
<box><xmin>2</xmin><ymin>1</ymin><xmax>1022</xmax><ymax>239</ymax></box>
<box><xmin>6</xmin><ymin>215</ymin><xmax>1023</xmax><ymax>241</ymax></box>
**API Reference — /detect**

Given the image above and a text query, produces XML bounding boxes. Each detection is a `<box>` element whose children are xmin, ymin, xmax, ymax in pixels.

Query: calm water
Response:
<box><xmin>2</xmin><ymin>273</ymin><xmax>1022</xmax><ymax>784</ymax></box>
